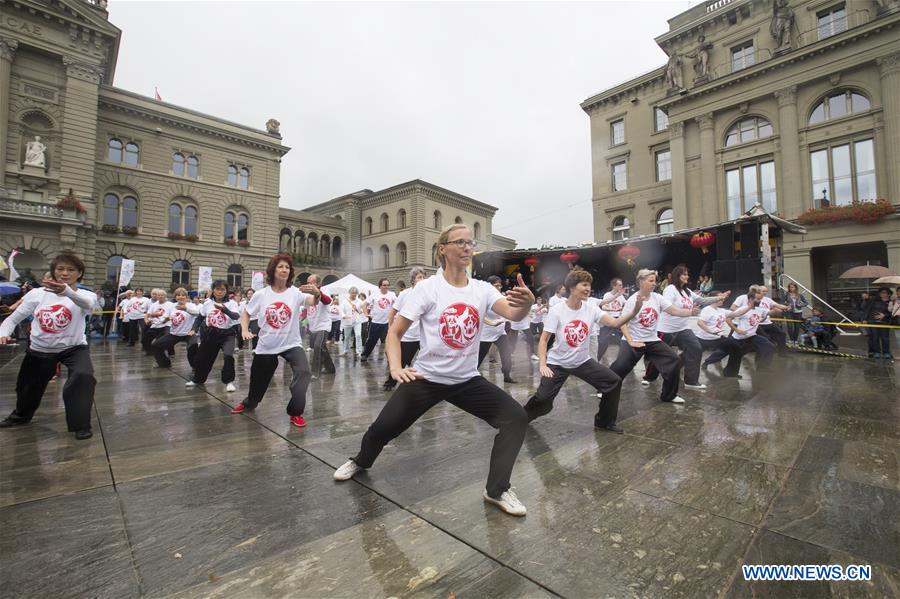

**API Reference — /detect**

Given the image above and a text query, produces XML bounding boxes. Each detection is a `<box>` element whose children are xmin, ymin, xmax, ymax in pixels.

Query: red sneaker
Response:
<box><xmin>290</xmin><ymin>415</ymin><xmax>307</xmax><ymax>428</ymax></box>
<box><xmin>231</xmin><ymin>403</ymin><xmax>248</xmax><ymax>414</ymax></box>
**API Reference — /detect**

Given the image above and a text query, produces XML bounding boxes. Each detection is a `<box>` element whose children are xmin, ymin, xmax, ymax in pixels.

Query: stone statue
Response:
<box><xmin>666</xmin><ymin>50</ymin><xmax>684</xmax><ymax>89</ymax></box>
<box><xmin>687</xmin><ymin>35</ymin><xmax>713</xmax><ymax>80</ymax></box>
<box><xmin>266</xmin><ymin>119</ymin><xmax>281</xmax><ymax>135</ymax></box>
<box><xmin>24</xmin><ymin>136</ymin><xmax>46</xmax><ymax>168</ymax></box>
<box><xmin>770</xmin><ymin>0</ymin><xmax>795</xmax><ymax>52</ymax></box>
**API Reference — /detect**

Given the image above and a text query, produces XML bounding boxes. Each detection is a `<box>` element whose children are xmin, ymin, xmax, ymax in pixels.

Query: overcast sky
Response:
<box><xmin>108</xmin><ymin>1</ymin><xmax>698</xmax><ymax>248</ymax></box>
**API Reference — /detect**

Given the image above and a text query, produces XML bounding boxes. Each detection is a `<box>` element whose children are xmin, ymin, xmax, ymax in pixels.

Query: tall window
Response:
<box><xmin>380</xmin><ymin>213</ymin><xmax>389</xmax><ymax>231</ymax></box>
<box><xmin>184</xmin><ymin>206</ymin><xmax>198</xmax><ymax>236</ymax></box>
<box><xmin>655</xmin><ymin>149</ymin><xmax>671</xmax><ymax>182</ymax></box>
<box><xmin>726</xmin><ymin>160</ymin><xmax>776</xmax><ymax>219</ymax></box>
<box><xmin>398</xmin><ymin>209</ymin><xmax>407</xmax><ymax>228</ymax></box>
<box><xmin>122</xmin><ymin>196</ymin><xmax>138</xmax><ymax>228</ymax></box>
<box><xmin>124</xmin><ymin>142</ymin><xmax>139</xmax><ymax>167</ymax></box>
<box><xmin>473</xmin><ymin>222</ymin><xmax>482</xmax><ymax>239</ymax></box>
<box><xmin>380</xmin><ymin>245</ymin><xmax>390</xmax><ymax>268</ymax></box>
<box><xmin>332</xmin><ymin>237</ymin><xmax>342</xmax><ymax>259</ymax></box>
<box><xmin>612</xmin><ymin>216</ymin><xmax>631</xmax><ymax>241</ymax></box>
<box><xmin>307</xmin><ymin>233</ymin><xmax>318</xmax><ymax>256</ymax></box>
<box><xmin>172</xmin><ymin>260</ymin><xmax>190</xmax><ymax>286</ymax></box>
<box><xmin>612</xmin><ymin>161</ymin><xmax>627</xmax><ymax>191</ymax></box>
<box><xmin>168</xmin><ymin>202</ymin><xmax>197</xmax><ymax>235</ymax></box>
<box><xmin>107</xmin><ymin>139</ymin><xmax>140</xmax><ymax>166</ymax></box>
<box><xmin>227</xmin><ymin>165</ymin><xmax>238</xmax><ymax>186</ymax></box>
<box><xmin>239</xmin><ymin>167</ymin><xmax>250</xmax><ymax>189</ymax></box>
<box><xmin>186</xmin><ymin>155</ymin><xmax>199</xmax><ymax>179</ymax></box>
<box><xmin>809</xmin><ymin>91</ymin><xmax>870</xmax><ymax>124</ymax></box>
<box><xmin>810</xmin><ymin>139</ymin><xmax>876</xmax><ymax>207</ymax></box>
<box><xmin>397</xmin><ymin>242</ymin><xmax>407</xmax><ymax>266</ymax></box>
<box><xmin>610</xmin><ymin>119</ymin><xmax>625</xmax><ymax>146</ymax></box>
<box><xmin>365</xmin><ymin>217</ymin><xmax>373</xmax><ymax>235</ymax></box>
<box><xmin>280</xmin><ymin>228</ymin><xmax>292</xmax><ymax>252</ymax></box>
<box><xmin>432</xmin><ymin>243</ymin><xmax>438</xmax><ymax>266</ymax></box>
<box><xmin>168</xmin><ymin>203</ymin><xmax>183</xmax><ymax>233</ymax></box>
<box><xmin>725</xmin><ymin>117</ymin><xmax>773</xmax><ymax>147</ymax></box>
<box><xmin>433</xmin><ymin>210</ymin><xmax>442</xmax><ymax>229</ymax></box>
<box><xmin>656</xmin><ymin>208</ymin><xmax>674</xmax><ymax>234</ymax></box>
<box><xmin>106</xmin><ymin>255</ymin><xmax>124</xmax><ymax>281</ymax></box>
<box><xmin>321</xmin><ymin>234</ymin><xmax>331</xmax><ymax>257</ymax></box>
<box><xmin>731</xmin><ymin>41</ymin><xmax>755</xmax><ymax>72</ymax></box>
<box><xmin>108</xmin><ymin>139</ymin><xmax>123</xmax><ymax>163</ymax></box>
<box><xmin>224</xmin><ymin>210</ymin><xmax>249</xmax><ymax>241</ymax></box>
<box><xmin>172</xmin><ymin>153</ymin><xmax>185</xmax><ymax>177</ymax></box>
<box><xmin>293</xmin><ymin>231</ymin><xmax>305</xmax><ymax>254</ymax></box>
<box><xmin>817</xmin><ymin>5</ymin><xmax>847</xmax><ymax>40</ymax></box>
<box><xmin>654</xmin><ymin>107</ymin><xmax>669</xmax><ymax>133</ymax></box>
<box><xmin>103</xmin><ymin>194</ymin><xmax>119</xmax><ymax>226</ymax></box>
<box><xmin>227</xmin><ymin>264</ymin><xmax>243</xmax><ymax>289</ymax></box>
<box><xmin>237</xmin><ymin>214</ymin><xmax>249</xmax><ymax>241</ymax></box>
<box><xmin>173</xmin><ymin>153</ymin><xmax>199</xmax><ymax>178</ymax></box>
<box><xmin>364</xmin><ymin>248</ymin><xmax>374</xmax><ymax>270</ymax></box>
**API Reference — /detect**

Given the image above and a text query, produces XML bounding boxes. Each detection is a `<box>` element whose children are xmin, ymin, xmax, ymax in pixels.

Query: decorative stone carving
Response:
<box><xmin>665</xmin><ymin>50</ymin><xmax>684</xmax><ymax>90</ymax></box>
<box><xmin>62</xmin><ymin>56</ymin><xmax>103</xmax><ymax>84</ymax></box>
<box><xmin>266</xmin><ymin>119</ymin><xmax>281</xmax><ymax>135</ymax></box>
<box><xmin>687</xmin><ymin>36</ymin><xmax>713</xmax><ymax>82</ymax></box>
<box><xmin>695</xmin><ymin>112</ymin><xmax>715</xmax><ymax>130</ymax></box>
<box><xmin>24</xmin><ymin>136</ymin><xmax>47</xmax><ymax>168</ymax></box>
<box><xmin>0</xmin><ymin>38</ymin><xmax>18</xmax><ymax>62</ymax></box>
<box><xmin>874</xmin><ymin>0</ymin><xmax>900</xmax><ymax>15</ymax></box>
<box><xmin>669</xmin><ymin>121</ymin><xmax>684</xmax><ymax>137</ymax></box>
<box><xmin>877</xmin><ymin>52</ymin><xmax>900</xmax><ymax>77</ymax></box>
<box><xmin>774</xmin><ymin>85</ymin><xmax>797</xmax><ymax>107</ymax></box>
<box><xmin>770</xmin><ymin>0</ymin><xmax>795</xmax><ymax>54</ymax></box>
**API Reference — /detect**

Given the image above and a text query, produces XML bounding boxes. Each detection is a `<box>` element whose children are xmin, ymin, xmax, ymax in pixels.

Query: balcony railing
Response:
<box><xmin>0</xmin><ymin>197</ymin><xmax>68</xmax><ymax>219</ymax></box>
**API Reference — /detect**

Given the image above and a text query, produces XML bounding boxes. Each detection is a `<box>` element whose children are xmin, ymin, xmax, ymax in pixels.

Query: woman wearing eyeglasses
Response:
<box><xmin>334</xmin><ymin>225</ymin><xmax>535</xmax><ymax>517</ymax></box>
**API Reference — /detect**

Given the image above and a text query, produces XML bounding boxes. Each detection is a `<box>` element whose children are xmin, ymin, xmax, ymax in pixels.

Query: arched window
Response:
<box><xmin>454</xmin><ymin>216</ymin><xmax>463</xmax><ymax>224</ymax></box>
<box><xmin>321</xmin><ymin>234</ymin><xmax>331</xmax><ymax>257</ymax></box>
<box><xmin>237</xmin><ymin>213</ymin><xmax>249</xmax><ymax>241</ymax></box>
<box><xmin>280</xmin><ymin>228</ymin><xmax>292</xmax><ymax>252</ymax></box>
<box><xmin>656</xmin><ymin>208</ymin><xmax>674</xmax><ymax>234</ymax></box>
<box><xmin>432</xmin><ymin>243</ymin><xmax>438</xmax><ymax>266</ymax></box>
<box><xmin>227</xmin><ymin>165</ymin><xmax>238</xmax><ymax>186</ymax></box>
<box><xmin>107</xmin><ymin>139</ymin><xmax>123</xmax><ymax>163</ymax></box>
<box><xmin>239</xmin><ymin>167</ymin><xmax>250</xmax><ymax>189</ymax></box>
<box><xmin>106</xmin><ymin>255</ymin><xmax>124</xmax><ymax>281</ymax></box>
<box><xmin>172</xmin><ymin>153</ymin><xmax>185</xmax><ymax>176</ymax></box>
<box><xmin>184</xmin><ymin>206</ymin><xmax>198</xmax><ymax>236</ymax></box>
<box><xmin>473</xmin><ymin>222</ymin><xmax>481</xmax><ymax>240</ymax></box>
<box><xmin>293</xmin><ymin>230</ymin><xmax>305</xmax><ymax>255</ymax></box>
<box><xmin>122</xmin><ymin>196</ymin><xmax>138</xmax><ymax>228</ymax></box>
<box><xmin>365</xmin><ymin>217</ymin><xmax>373</xmax><ymax>235</ymax></box>
<box><xmin>103</xmin><ymin>193</ymin><xmax>119</xmax><ymax>226</ymax></box>
<box><xmin>307</xmin><ymin>232</ymin><xmax>318</xmax><ymax>256</ymax></box>
<box><xmin>809</xmin><ymin>90</ymin><xmax>871</xmax><ymax>124</ymax></box>
<box><xmin>124</xmin><ymin>142</ymin><xmax>140</xmax><ymax>167</ymax></box>
<box><xmin>724</xmin><ymin>117</ymin><xmax>773</xmax><ymax>147</ymax></box>
<box><xmin>186</xmin><ymin>155</ymin><xmax>199</xmax><ymax>179</ymax></box>
<box><xmin>380</xmin><ymin>245</ymin><xmax>390</xmax><ymax>269</ymax></box>
<box><xmin>364</xmin><ymin>248</ymin><xmax>374</xmax><ymax>270</ymax></box>
<box><xmin>612</xmin><ymin>216</ymin><xmax>631</xmax><ymax>241</ymax></box>
<box><xmin>227</xmin><ymin>264</ymin><xmax>243</xmax><ymax>289</ymax></box>
<box><xmin>397</xmin><ymin>242</ymin><xmax>407</xmax><ymax>266</ymax></box>
<box><xmin>433</xmin><ymin>210</ymin><xmax>442</xmax><ymax>229</ymax></box>
<box><xmin>332</xmin><ymin>236</ymin><xmax>342</xmax><ymax>259</ymax></box>
<box><xmin>168</xmin><ymin>203</ymin><xmax>183</xmax><ymax>234</ymax></box>
<box><xmin>172</xmin><ymin>260</ymin><xmax>190</xmax><ymax>286</ymax></box>
<box><xmin>223</xmin><ymin>211</ymin><xmax>235</xmax><ymax>240</ymax></box>
<box><xmin>380</xmin><ymin>213</ymin><xmax>389</xmax><ymax>231</ymax></box>
<box><xmin>398</xmin><ymin>209</ymin><xmax>407</xmax><ymax>228</ymax></box>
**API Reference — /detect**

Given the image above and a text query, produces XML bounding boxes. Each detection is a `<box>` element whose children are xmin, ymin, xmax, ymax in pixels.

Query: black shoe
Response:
<box><xmin>503</xmin><ymin>376</ymin><xmax>518</xmax><ymax>384</ymax></box>
<box><xmin>0</xmin><ymin>415</ymin><xmax>30</xmax><ymax>428</ymax></box>
<box><xmin>360</xmin><ymin>356</ymin><xmax>368</xmax><ymax>362</ymax></box>
<box><xmin>722</xmin><ymin>372</ymin><xmax>743</xmax><ymax>379</ymax></box>
<box><xmin>382</xmin><ymin>381</ymin><xmax>396</xmax><ymax>391</ymax></box>
<box><xmin>595</xmin><ymin>422</ymin><xmax>624</xmax><ymax>434</ymax></box>
<box><xmin>75</xmin><ymin>429</ymin><xmax>93</xmax><ymax>440</ymax></box>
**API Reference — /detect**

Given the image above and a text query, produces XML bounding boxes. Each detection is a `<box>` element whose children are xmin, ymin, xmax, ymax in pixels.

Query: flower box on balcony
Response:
<box><xmin>237</xmin><ymin>239</ymin><xmax>250</xmax><ymax>247</ymax></box>
<box><xmin>56</xmin><ymin>195</ymin><xmax>86</xmax><ymax>214</ymax></box>
<box><xmin>224</xmin><ymin>239</ymin><xmax>237</xmax><ymax>246</ymax></box>
<box><xmin>797</xmin><ymin>198</ymin><xmax>894</xmax><ymax>226</ymax></box>
<box><xmin>101</xmin><ymin>224</ymin><xmax>119</xmax><ymax>234</ymax></box>
<box><xmin>167</xmin><ymin>232</ymin><xmax>184</xmax><ymax>240</ymax></box>
<box><xmin>122</xmin><ymin>226</ymin><xmax>138</xmax><ymax>236</ymax></box>
<box><xmin>185</xmin><ymin>234</ymin><xmax>199</xmax><ymax>242</ymax></box>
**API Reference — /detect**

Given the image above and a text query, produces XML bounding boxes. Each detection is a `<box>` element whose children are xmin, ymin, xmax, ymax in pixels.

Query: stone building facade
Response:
<box><xmin>581</xmin><ymin>0</ymin><xmax>899</xmax><ymax>307</ymax></box>
<box><xmin>1</xmin><ymin>0</ymin><xmax>514</xmax><ymax>293</ymax></box>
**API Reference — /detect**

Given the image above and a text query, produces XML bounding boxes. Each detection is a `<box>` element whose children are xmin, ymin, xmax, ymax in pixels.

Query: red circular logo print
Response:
<box><xmin>563</xmin><ymin>319</ymin><xmax>590</xmax><ymax>348</ymax></box>
<box><xmin>637</xmin><ymin>306</ymin><xmax>659</xmax><ymax>329</ymax></box>
<box><xmin>206</xmin><ymin>309</ymin><xmax>226</xmax><ymax>328</ymax></box>
<box><xmin>128</xmin><ymin>302</ymin><xmax>143</xmax><ymax>313</ymax></box>
<box><xmin>439</xmin><ymin>303</ymin><xmax>480</xmax><ymax>349</ymax></box>
<box><xmin>377</xmin><ymin>297</ymin><xmax>391</xmax><ymax>310</ymax></box>
<box><xmin>748</xmin><ymin>312</ymin><xmax>762</xmax><ymax>327</ymax></box>
<box><xmin>170</xmin><ymin>311</ymin><xmax>186</xmax><ymax>327</ymax></box>
<box><xmin>265</xmin><ymin>301</ymin><xmax>292</xmax><ymax>329</ymax></box>
<box><xmin>37</xmin><ymin>304</ymin><xmax>73</xmax><ymax>334</ymax></box>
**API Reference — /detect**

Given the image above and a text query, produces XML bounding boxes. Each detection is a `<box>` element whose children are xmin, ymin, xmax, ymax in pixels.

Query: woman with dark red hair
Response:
<box><xmin>231</xmin><ymin>253</ymin><xmax>328</xmax><ymax>428</ymax></box>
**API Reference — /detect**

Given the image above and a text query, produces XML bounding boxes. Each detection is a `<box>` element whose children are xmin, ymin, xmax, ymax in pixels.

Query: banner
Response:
<box><xmin>8</xmin><ymin>248</ymin><xmax>20</xmax><ymax>281</ymax></box>
<box><xmin>119</xmin><ymin>259</ymin><xmax>135</xmax><ymax>287</ymax></box>
<box><xmin>251</xmin><ymin>271</ymin><xmax>265</xmax><ymax>290</ymax></box>
<box><xmin>198</xmin><ymin>266</ymin><xmax>213</xmax><ymax>292</ymax></box>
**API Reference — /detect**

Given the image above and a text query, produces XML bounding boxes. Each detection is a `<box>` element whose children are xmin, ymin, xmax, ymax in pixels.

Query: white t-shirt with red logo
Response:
<box><xmin>601</xmin><ymin>291</ymin><xmax>626</xmax><ymax>318</ymax></box>
<box><xmin>622</xmin><ymin>292</ymin><xmax>673</xmax><ymax>343</ymax></box>
<box><xmin>124</xmin><ymin>296</ymin><xmax>150</xmax><ymax>321</ymax></box>
<box><xmin>531</xmin><ymin>304</ymin><xmax>546</xmax><ymax>324</ymax></box>
<box><xmin>398</xmin><ymin>275</ymin><xmax>503</xmax><ymax>385</ymax></box>
<box><xmin>147</xmin><ymin>301</ymin><xmax>171</xmax><ymax>329</ymax></box>
<box><xmin>545</xmin><ymin>300</ymin><xmax>604</xmax><ymax>368</ymax></box>
<box><xmin>733</xmin><ymin>294</ymin><xmax>775</xmax><ymax>325</ymax></box>
<box><xmin>367</xmin><ymin>291</ymin><xmax>397</xmax><ymax>324</ymax></box>
<box><xmin>696</xmin><ymin>306</ymin><xmax>729</xmax><ymax>341</ymax></box>
<box><xmin>306</xmin><ymin>300</ymin><xmax>333</xmax><ymax>333</ymax></box>
<box><xmin>168</xmin><ymin>303</ymin><xmax>199</xmax><ymax>336</ymax></box>
<box><xmin>246</xmin><ymin>286</ymin><xmax>310</xmax><ymax>354</ymax></box>
<box><xmin>658</xmin><ymin>286</ymin><xmax>701</xmax><ymax>333</ymax></box>
<box><xmin>201</xmin><ymin>298</ymin><xmax>240</xmax><ymax>330</ymax></box>
<box><xmin>0</xmin><ymin>288</ymin><xmax>97</xmax><ymax>352</ymax></box>
<box><xmin>732</xmin><ymin>306</ymin><xmax>770</xmax><ymax>340</ymax></box>
<box><xmin>480</xmin><ymin>306</ymin><xmax>507</xmax><ymax>343</ymax></box>
<box><xmin>328</xmin><ymin>302</ymin><xmax>342</xmax><ymax>322</ymax></box>
<box><xmin>394</xmin><ymin>288</ymin><xmax>420</xmax><ymax>342</ymax></box>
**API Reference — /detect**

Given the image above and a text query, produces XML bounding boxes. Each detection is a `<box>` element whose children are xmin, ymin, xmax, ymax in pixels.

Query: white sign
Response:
<box><xmin>198</xmin><ymin>266</ymin><xmax>213</xmax><ymax>292</ymax></box>
<box><xmin>251</xmin><ymin>271</ymin><xmax>265</xmax><ymax>290</ymax></box>
<box><xmin>119</xmin><ymin>259</ymin><xmax>135</xmax><ymax>287</ymax></box>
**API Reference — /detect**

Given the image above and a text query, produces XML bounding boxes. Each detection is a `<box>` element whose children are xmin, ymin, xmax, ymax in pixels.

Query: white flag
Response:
<box><xmin>251</xmin><ymin>271</ymin><xmax>265</xmax><ymax>291</ymax></box>
<box><xmin>8</xmin><ymin>248</ymin><xmax>21</xmax><ymax>281</ymax></box>
<box><xmin>119</xmin><ymin>259</ymin><xmax>135</xmax><ymax>287</ymax></box>
<box><xmin>198</xmin><ymin>266</ymin><xmax>213</xmax><ymax>292</ymax></box>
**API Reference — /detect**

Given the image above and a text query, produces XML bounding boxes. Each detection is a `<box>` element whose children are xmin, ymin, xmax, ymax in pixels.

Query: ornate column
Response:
<box><xmin>669</xmin><ymin>121</ymin><xmax>688</xmax><ymax>229</ymax></box>
<box><xmin>877</xmin><ymin>53</ymin><xmax>900</xmax><ymax>205</ymax></box>
<box><xmin>696</xmin><ymin>112</ymin><xmax>718</xmax><ymax>225</ymax></box>
<box><xmin>0</xmin><ymin>38</ymin><xmax>18</xmax><ymax>191</ymax></box>
<box><xmin>59</xmin><ymin>56</ymin><xmax>103</xmax><ymax>199</ymax></box>
<box><xmin>775</xmin><ymin>86</ymin><xmax>802</xmax><ymax>218</ymax></box>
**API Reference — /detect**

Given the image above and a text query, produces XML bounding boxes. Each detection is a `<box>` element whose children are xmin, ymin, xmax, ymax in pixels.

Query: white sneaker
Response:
<box><xmin>684</xmin><ymin>383</ymin><xmax>707</xmax><ymax>391</ymax></box>
<box><xmin>671</xmin><ymin>396</ymin><xmax>686</xmax><ymax>404</ymax></box>
<box><xmin>225</xmin><ymin>382</ymin><xmax>237</xmax><ymax>393</ymax></box>
<box><xmin>483</xmin><ymin>488</ymin><xmax>527</xmax><ymax>516</ymax></box>
<box><xmin>185</xmin><ymin>380</ymin><xmax>195</xmax><ymax>388</ymax></box>
<box><xmin>596</xmin><ymin>392</ymin><xmax>603</xmax><ymax>398</ymax></box>
<box><xmin>334</xmin><ymin>460</ymin><xmax>363</xmax><ymax>481</ymax></box>
<box><xmin>640</xmin><ymin>380</ymin><xmax>651</xmax><ymax>387</ymax></box>
<box><xmin>530</xmin><ymin>354</ymin><xmax>539</xmax><ymax>361</ymax></box>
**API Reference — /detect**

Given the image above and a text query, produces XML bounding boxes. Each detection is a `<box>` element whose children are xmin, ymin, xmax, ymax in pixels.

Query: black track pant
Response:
<box><xmin>611</xmin><ymin>339</ymin><xmax>682</xmax><ymax>402</ymax></box>
<box><xmin>151</xmin><ymin>333</ymin><xmax>198</xmax><ymax>368</ymax></box>
<box><xmin>244</xmin><ymin>347</ymin><xmax>312</xmax><ymax>416</ymax></box>
<box><xmin>697</xmin><ymin>336</ymin><xmax>743</xmax><ymax>375</ymax></box>
<box><xmin>383</xmin><ymin>341</ymin><xmax>420</xmax><ymax>388</ymax></box>
<box><xmin>352</xmin><ymin>376</ymin><xmax>528</xmax><ymax>499</ymax></box>
<box><xmin>361</xmin><ymin>322</ymin><xmax>389</xmax><ymax>358</ymax></box>
<box><xmin>125</xmin><ymin>319</ymin><xmax>141</xmax><ymax>345</ymax></box>
<box><xmin>705</xmin><ymin>334</ymin><xmax>775</xmax><ymax>374</ymax></box>
<box><xmin>643</xmin><ymin>329</ymin><xmax>703</xmax><ymax>386</ymax></box>
<box><xmin>596</xmin><ymin>325</ymin><xmax>622</xmax><ymax>362</ymax></box>
<box><xmin>192</xmin><ymin>328</ymin><xmax>236</xmax><ymax>384</ymax></box>
<box><xmin>309</xmin><ymin>330</ymin><xmax>336</xmax><ymax>375</ymax></box>
<box><xmin>477</xmin><ymin>337</ymin><xmax>512</xmax><ymax>377</ymax></box>
<box><xmin>508</xmin><ymin>328</ymin><xmax>535</xmax><ymax>358</ymax></box>
<box><xmin>9</xmin><ymin>346</ymin><xmax>95</xmax><ymax>432</ymax></box>
<box><xmin>758</xmin><ymin>323</ymin><xmax>787</xmax><ymax>351</ymax></box>
<box><xmin>524</xmin><ymin>359</ymin><xmax>622</xmax><ymax>427</ymax></box>
<box><xmin>142</xmin><ymin>326</ymin><xmax>167</xmax><ymax>355</ymax></box>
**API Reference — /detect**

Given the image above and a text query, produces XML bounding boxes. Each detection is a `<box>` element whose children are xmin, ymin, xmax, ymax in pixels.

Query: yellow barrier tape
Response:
<box><xmin>768</xmin><ymin>317</ymin><xmax>900</xmax><ymax>330</ymax></box>
<box><xmin>789</xmin><ymin>344</ymin><xmax>866</xmax><ymax>360</ymax></box>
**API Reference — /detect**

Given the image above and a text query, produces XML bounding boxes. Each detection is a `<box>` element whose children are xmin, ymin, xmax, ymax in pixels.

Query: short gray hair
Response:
<box><xmin>409</xmin><ymin>266</ymin><xmax>426</xmax><ymax>285</ymax></box>
<box><xmin>636</xmin><ymin>269</ymin><xmax>657</xmax><ymax>284</ymax></box>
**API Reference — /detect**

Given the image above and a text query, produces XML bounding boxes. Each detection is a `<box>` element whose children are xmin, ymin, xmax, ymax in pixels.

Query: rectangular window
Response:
<box><xmin>612</xmin><ymin>161</ymin><xmax>627</xmax><ymax>191</ymax></box>
<box><xmin>654</xmin><ymin>107</ymin><xmax>669</xmax><ymax>132</ymax></box>
<box><xmin>611</xmin><ymin>120</ymin><xmax>625</xmax><ymax>146</ymax></box>
<box><xmin>810</xmin><ymin>139</ymin><xmax>876</xmax><ymax>207</ymax></box>
<box><xmin>655</xmin><ymin>149</ymin><xmax>671</xmax><ymax>182</ymax></box>
<box><xmin>731</xmin><ymin>42</ymin><xmax>755</xmax><ymax>72</ymax></box>
<box><xmin>817</xmin><ymin>5</ymin><xmax>847</xmax><ymax>40</ymax></box>
<box><xmin>725</xmin><ymin>159</ymin><xmax>776</xmax><ymax>219</ymax></box>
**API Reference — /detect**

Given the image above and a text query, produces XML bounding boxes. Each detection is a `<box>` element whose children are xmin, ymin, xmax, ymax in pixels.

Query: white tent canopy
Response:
<box><xmin>320</xmin><ymin>273</ymin><xmax>380</xmax><ymax>298</ymax></box>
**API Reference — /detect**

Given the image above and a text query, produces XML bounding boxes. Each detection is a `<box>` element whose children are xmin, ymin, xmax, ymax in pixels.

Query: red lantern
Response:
<box><xmin>560</xmin><ymin>252</ymin><xmax>579</xmax><ymax>264</ymax></box>
<box><xmin>690</xmin><ymin>231</ymin><xmax>716</xmax><ymax>254</ymax></box>
<box><xmin>617</xmin><ymin>244</ymin><xmax>640</xmax><ymax>266</ymax></box>
<box><xmin>524</xmin><ymin>256</ymin><xmax>539</xmax><ymax>272</ymax></box>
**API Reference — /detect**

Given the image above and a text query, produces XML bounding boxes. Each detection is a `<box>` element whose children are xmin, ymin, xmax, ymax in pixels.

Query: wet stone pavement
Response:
<box><xmin>0</xmin><ymin>339</ymin><xmax>898</xmax><ymax>598</ymax></box>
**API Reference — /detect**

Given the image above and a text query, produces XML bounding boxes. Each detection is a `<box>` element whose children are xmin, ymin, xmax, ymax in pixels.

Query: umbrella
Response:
<box><xmin>0</xmin><ymin>281</ymin><xmax>21</xmax><ymax>296</ymax></box>
<box><xmin>873</xmin><ymin>275</ymin><xmax>900</xmax><ymax>287</ymax></box>
<box><xmin>839</xmin><ymin>264</ymin><xmax>895</xmax><ymax>279</ymax></box>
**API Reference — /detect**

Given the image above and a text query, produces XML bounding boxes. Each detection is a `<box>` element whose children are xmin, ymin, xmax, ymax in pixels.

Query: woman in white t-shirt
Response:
<box><xmin>151</xmin><ymin>286</ymin><xmax>200</xmax><ymax>369</ymax></box>
<box><xmin>231</xmin><ymin>253</ymin><xmax>324</xmax><ymax>428</ymax></box>
<box><xmin>340</xmin><ymin>287</ymin><xmax>365</xmax><ymax>357</ymax></box>
<box><xmin>610</xmin><ymin>269</ymin><xmax>699</xmax><ymax>404</ymax></box>
<box><xmin>477</xmin><ymin>275</ymin><xmax>516</xmax><ymax>384</ymax></box>
<box><xmin>334</xmin><ymin>224</ymin><xmax>535</xmax><ymax>517</ymax></box>
<box><xmin>508</xmin><ymin>296</ymin><xmax>534</xmax><ymax>361</ymax></box>
<box><xmin>187</xmin><ymin>280</ymin><xmax>242</xmax><ymax>392</ymax></box>
<box><xmin>360</xmin><ymin>280</ymin><xmax>397</xmax><ymax>361</ymax></box>
<box><xmin>524</xmin><ymin>268</ymin><xmax>642</xmax><ymax>432</ymax></box>
<box><xmin>382</xmin><ymin>267</ymin><xmax>427</xmax><ymax>391</ymax></box>
<box><xmin>696</xmin><ymin>293</ymin><xmax>755</xmax><ymax>378</ymax></box>
<box><xmin>142</xmin><ymin>288</ymin><xmax>170</xmax><ymax>355</ymax></box>
<box><xmin>596</xmin><ymin>278</ymin><xmax>627</xmax><ymax>362</ymax></box>
<box><xmin>0</xmin><ymin>252</ymin><xmax>98</xmax><ymax>439</ymax></box>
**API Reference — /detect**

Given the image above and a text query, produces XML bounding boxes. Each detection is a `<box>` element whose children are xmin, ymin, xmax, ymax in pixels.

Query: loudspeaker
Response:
<box><xmin>739</xmin><ymin>222</ymin><xmax>760</xmax><ymax>259</ymax></box>
<box><xmin>736</xmin><ymin>258</ymin><xmax>763</xmax><ymax>285</ymax></box>
<box><xmin>713</xmin><ymin>260</ymin><xmax>736</xmax><ymax>285</ymax></box>
<box><xmin>716</xmin><ymin>226</ymin><xmax>735</xmax><ymax>259</ymax></box>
